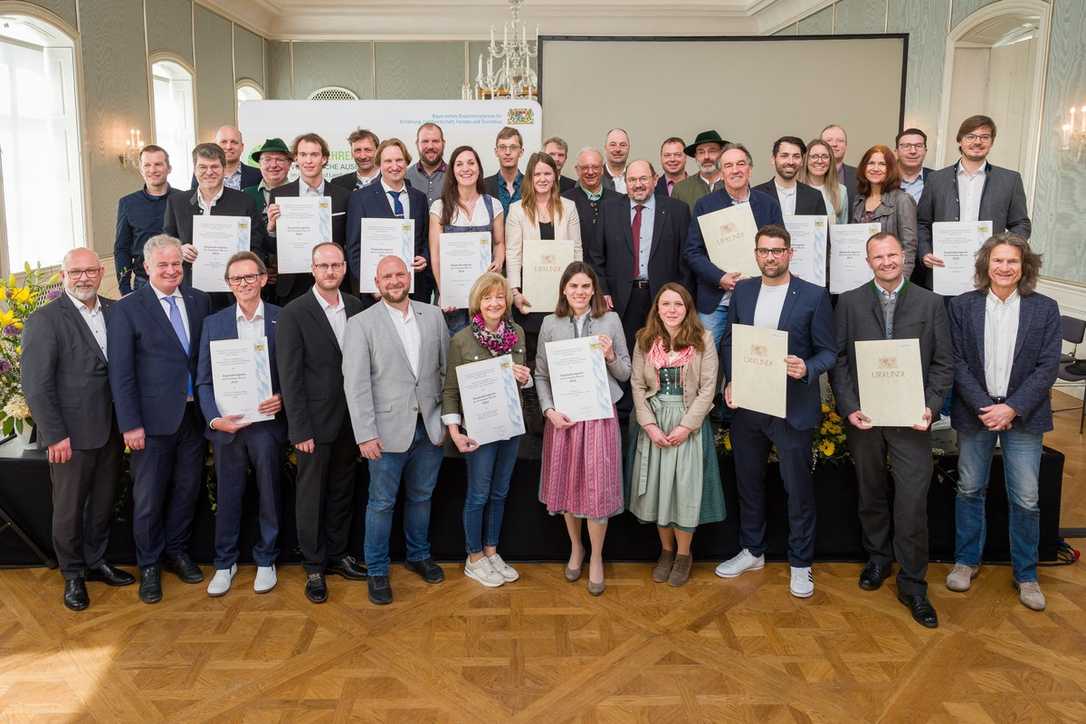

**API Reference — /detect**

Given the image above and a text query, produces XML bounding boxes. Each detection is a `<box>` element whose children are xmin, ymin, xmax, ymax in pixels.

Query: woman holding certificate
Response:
<box><xmin>429</xmin><ymin>146</ymin><xmax>506</xmax><ymax>334</ymax></box>
<box><xmin>625</xmin><ymin>283</ymin><xmax>725</xmax><ymax>587</ymax></box>
<box><xmin>535</xmin><ymin>262</ymin><xmax>630</xmax><ymax>596</ymax></box>
<box><xmin>800</xmin><ymin>139</ymin><xmax>848</xmax><ymax>225</ymax></box>
<box><xmin>442</xmin><ymin>272</ymin><xmax>530</xmax><ymax>588</ymax></box>
<box><xmin>849</xmin><ymin>145</ymin><xmax>918</xmax><ymax>278</ymax></box>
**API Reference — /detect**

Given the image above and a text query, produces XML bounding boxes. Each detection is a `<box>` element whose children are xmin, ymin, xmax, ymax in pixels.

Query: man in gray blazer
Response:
<box><xmin>343</xmin><ymin>255</ymin><xmax>450</xmax><ymax>606</ymax></box>
<box><xmin>831</xmin><ymin>233</ymin><xmax>953</xmax><ymax>629</ymax></box>
<box><xmin>22</xmin><ymin>249</ymin><xmax>134</xmax><ymax>611</ymax></box>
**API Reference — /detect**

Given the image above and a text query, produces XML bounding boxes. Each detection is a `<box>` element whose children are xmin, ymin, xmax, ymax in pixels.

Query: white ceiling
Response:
<box><xmin>198</xmin><ymin>0</ymin><xmax>832</xmax><ymax>41</ymax></box>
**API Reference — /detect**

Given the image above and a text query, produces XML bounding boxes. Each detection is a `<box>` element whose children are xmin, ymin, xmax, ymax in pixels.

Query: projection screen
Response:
<box><xmin>539</xmin><ymin>36</ymin><xmax>906</xmax><ymax>173</ymax></box>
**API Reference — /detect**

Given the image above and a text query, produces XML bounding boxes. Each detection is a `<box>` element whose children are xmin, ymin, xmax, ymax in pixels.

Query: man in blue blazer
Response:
<box><xmin>684</xmin><ymin>143</ymin><xmax>784</xmax><ymax>352</ymax></box>
<box><xmin>108</xmin><ymin>234</ymin><xmax>211</xmax><ymax>604</ymax></box>
<box><xmin>345</xmin><ymin>138</ymin><xmax>432</xmax><ymax>305</ymax></box>
<box><xmin>196</xmin><ymin>251</ymin><xmax>287</xmax><ymax>598</ymax></box>
<box><xmin>717</xmin><ymin>224</ymin><xmax>836</xmax><ymax>599</ymax></box>
<box><xmin>946</xmin><ymin>233</ymin><xmax>1060</xmax><ymax>612</ymax></box>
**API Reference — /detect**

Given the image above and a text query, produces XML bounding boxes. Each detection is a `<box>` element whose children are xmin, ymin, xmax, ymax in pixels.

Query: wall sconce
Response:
<box><xmin>119</xmin><ymin>128</ymin><xmax>144</xmax><ymax>170</ymax></box>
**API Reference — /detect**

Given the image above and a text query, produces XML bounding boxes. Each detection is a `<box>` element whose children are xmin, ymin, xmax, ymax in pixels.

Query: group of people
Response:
<box><xmin>22</xmin><ymin>113</ymin><xmax>1057</xmax><ymax>630</ymax></box>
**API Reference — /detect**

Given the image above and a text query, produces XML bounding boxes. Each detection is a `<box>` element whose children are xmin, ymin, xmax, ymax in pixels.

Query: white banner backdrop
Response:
<box><xmin>237</xmin><ymin>100</ymin><xmax>543</xmax><ymax>180</ymax></box>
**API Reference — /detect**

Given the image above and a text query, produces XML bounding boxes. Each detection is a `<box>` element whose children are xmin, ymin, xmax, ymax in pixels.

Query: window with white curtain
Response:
<box><xmin>236</xmin><ymin>81</ymin><xmax>263</xmax><ymax>124</ymax></box>
<box><xmin>151</xmin><ymin>59</ymin><xmax>195</xmax><ymax>190</ymax></box>
<box><xmin>0</xmin><ymin>14</ymin><xmax>85</xmax><ymax>272</ymax></box>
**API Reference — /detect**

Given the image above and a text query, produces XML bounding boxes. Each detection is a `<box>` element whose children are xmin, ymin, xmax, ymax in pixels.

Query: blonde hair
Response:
<box><xmin>467</xmin><ymin>272</ymin><xmax>513</xmax><ymax>319</ymax></box>
<box><xmin>800</xmin><ymin>138</ymin><xmax>843</xmax><ymax>217</ymax></box>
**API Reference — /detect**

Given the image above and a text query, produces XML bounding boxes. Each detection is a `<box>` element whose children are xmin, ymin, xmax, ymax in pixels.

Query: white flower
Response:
<box><xmin>3</xmin><ymin>394</ymin><xmax>30</xmax><ymax>420</ymax></box>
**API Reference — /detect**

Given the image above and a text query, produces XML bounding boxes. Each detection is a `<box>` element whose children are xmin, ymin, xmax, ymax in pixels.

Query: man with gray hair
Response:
<box><xmin>108</xmin><ymin>234</ymin><xmax>212</xmax><ymax>604</ymax></box>
<box><xmin>190</xmin><ymin>125</ymin><xmax>262</xmax><ymax>191</ymax></box>
<box><xmin>23</xmin><ymin>248</ymin><xmax>135</xmax><ymax>611</ymax></box>
<box><xmin>563</xmin><ymin>147</ymin><xmax>620</xmax><ymax>253</ymax></box>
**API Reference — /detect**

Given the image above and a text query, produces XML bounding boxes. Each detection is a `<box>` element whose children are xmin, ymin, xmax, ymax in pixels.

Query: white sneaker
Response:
<box><xmin>207</xmin><ymin>564</ymin><xmax>237</xmax><ymax>597</ymax></box>
<box><xmin>790</xmin><ymin>566</ymin><xmax>814</xmax><ymax>598</ymax></box>
<box><xmin>254</xmin><ymin>565</ymin><xmax>277</xmax><ymax>594</ymax></box>
<box><xmin>464</xmin><ymin>556</ymin><xmax>504</xmax><ymax>588</ymax></box>
<box><xmin>487</xmin><ymin>553</ymin><xmax>519</xmax><ymax>582</ymax></box>
<box><xmin>715</xmin><ymin>549</ymin><xmax>765</xmax><ymax>578</ymax></box>
<box><xmin>930</xmin><ymin>417</ymin><xmax>952</xmax><ymax>431</ymax></box>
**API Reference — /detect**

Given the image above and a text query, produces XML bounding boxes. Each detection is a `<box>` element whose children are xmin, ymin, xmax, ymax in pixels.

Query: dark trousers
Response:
<box><xmin>49</xmin><ymin>424</ymin><xmax>123</xmax><ymax>579</ymax></box>
<box><xmin>130</xmin><ymin>403</ymin><xmax>207</xmax><ymax>567</ymax></box>
<box><xmin>846</xmin><ymin>425</ymin><xmax>932</xmax><ymax>595</ymax></box>
<box><xmin>295</xmin><ymin>420</ymin><xmax>358</xmax><ymax>574</ymax></box>
<box><xmin>731</xmin><ymin>409</ymin><xmax>817</xmax><ymax>566</ymax></box>
<box><xmin>212</xmin><ymin>425</ymin><xmax>283</xmax><ymax>569</ymax></box>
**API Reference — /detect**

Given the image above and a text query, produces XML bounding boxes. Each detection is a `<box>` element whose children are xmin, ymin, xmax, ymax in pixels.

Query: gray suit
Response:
<box><xmin>21</xmin><ymin>294</ymin><xmax>122</xmax><ymax>580</ymax></box>
<box><xmin>534</xmin><ymin>311</ymin><xmax>631</xmax><ymax>413</ymax></box>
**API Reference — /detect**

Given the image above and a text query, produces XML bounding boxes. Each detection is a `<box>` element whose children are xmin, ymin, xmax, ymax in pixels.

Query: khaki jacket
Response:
<box><xmin>631</xmin><ymin>329</ymin><xmax>717</xmax><ymax>432</ymax></box>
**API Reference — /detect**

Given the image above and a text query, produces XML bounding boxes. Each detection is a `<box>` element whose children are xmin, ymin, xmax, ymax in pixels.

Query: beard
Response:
<box><xmin>381</xmin><ymin>286</ymin><xmax>409</xmax><ymax>304</ymax></box>
<box><xmin>67</xmin><ymin>284</ymin><xmax>97</xmax><ymax>302</ymax></box>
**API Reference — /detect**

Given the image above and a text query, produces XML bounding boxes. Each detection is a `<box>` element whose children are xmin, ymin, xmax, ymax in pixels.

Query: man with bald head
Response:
<box><xmin>563</xmin><ymin>147</ymin><xmax>621</xmax><ymax>252</ymax></box>
<box><xmin>602</xmin><ymin>128</ymin><xmax>631</xmax><ymax>193</ymax></box>
<box><xmin>23</xmin><ymin>248</ymin><xmax>134</xmax><ymax>610</ymax></box>
<box><xmin>343</xmin><ymin>255</ymin><xmax>449</xmax><ymax>606</ymax></box>
<box><xmin>212</xmin><ymin>125</ymin><xmax>262</xmax><ymax>190</ymax></box>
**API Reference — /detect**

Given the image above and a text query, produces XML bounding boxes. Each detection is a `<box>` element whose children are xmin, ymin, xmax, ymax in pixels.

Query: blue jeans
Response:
<box><xmin>955</xmin><ymin>428</ymin><xmax>1043</xmax><ymax>582</ymax></box>
<box><xmin>363</xmin><ymin>419</ymin><xmax>444</xmax><ymax>577</ymax></box>
<box><xmin>463</xmin><ymin>435</ymin><xmax>521</xmax><ymax>554</ymax></box>
<box><xmin>698</xmin><ymin>301</ymin><xmax>730</xmax><ymax>352</ymax></box>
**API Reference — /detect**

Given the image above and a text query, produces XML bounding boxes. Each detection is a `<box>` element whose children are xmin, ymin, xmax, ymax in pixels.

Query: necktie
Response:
<box><xmin>631</xmin><ymin>204</ymin><xmax>645</xmax><ymax>279</ymax></box>
<box><xmin>164</xmin><ymin>296</ymin><xmax>193</xmax><ymax>397</ymax></box>
<box><xmin>388</xmin><ymin>190</ymin><xmax>405</xmax><ymax>219</ymax></box>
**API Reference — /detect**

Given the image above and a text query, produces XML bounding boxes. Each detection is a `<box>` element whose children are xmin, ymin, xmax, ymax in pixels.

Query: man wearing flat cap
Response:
<box><xmin>672</xmin><ymin>130</ymin><xmax>730</xmax><ymax>212</ymax></box>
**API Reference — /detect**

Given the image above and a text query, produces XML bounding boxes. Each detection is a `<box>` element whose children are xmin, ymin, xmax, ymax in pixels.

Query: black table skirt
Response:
<box><xmin>0</xmin><ymin>437</ymin><xmax>1064</xmax><ymax>567</ymax></box>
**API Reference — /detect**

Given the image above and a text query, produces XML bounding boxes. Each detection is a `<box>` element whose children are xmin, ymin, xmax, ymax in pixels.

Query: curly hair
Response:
<box><xmin>974</xmin><ymin>232</ymin><xmax>1042</xmax><ymax>295</ymax></box>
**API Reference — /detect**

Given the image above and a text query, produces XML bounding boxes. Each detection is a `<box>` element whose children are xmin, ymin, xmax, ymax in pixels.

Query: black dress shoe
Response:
<box><xmin>368</xmin><ymin>575</ymin><xmax>393</xmax><ymax>605</ymax></box>
<box><xmin>64</xmin><ymin>578</ymin><xmax>89</xmax><ymax>611</ymax></box>
<box><xmin>304</xmin><ymin>573</ymin><xmax>328</xmax><ymax>604</ymax></box>
<box><xmin>163</xmin><ymin>554</ymin><xmax>204</xmax><ymax>584</ymax></box>
<box><xmin>86</xmin><ymin>562</ymin><xmax>136</xmax><ymax>587</ymax></box>
<box><xmin>326</xmin><ymin>555</ymin><xmax>367</xmax><ymax>580</ymax></box>
<box><xmin>404</xmin><ymin>558</ymin><xmax>444</xmax><ymax>584</ymax></box>
<box><xmin>859</xmin><ymin>561</ymin><xmax>892</xmax><ymax>591</ymax></box>
<box><xmin>139</xmin><ymin>566</ymin><xmax>162</xmax><ymax>604</ymax></box>
<box><xmin>898</xmin><ymin>593</ymin><xmax>939</xmax><ymax>629</ymax></box>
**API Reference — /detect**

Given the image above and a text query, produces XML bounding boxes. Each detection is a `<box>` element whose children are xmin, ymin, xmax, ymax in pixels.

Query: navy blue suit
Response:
<box><xmin>723</xmin><ymin>275</ymin><xmax>836</xmax><ymax>567</ymax></box>
<box><xmin>108</xmin><ymin>283</ymin><xmax>211</xmax><ymax>567</ymax></box>
<box><xmin>196</xmin><ymin>303</ymin><xmax>287</xmax><ymax>569</ymax></box>
<box><xmin>345</xmin><ymin>180</ymin><xmax>433</xmax><ymax>304</ymax></box>
<box><xmin>684</xmin><ymin>188</ymin><xmax>784</xmax><ymax>315</ymax></box>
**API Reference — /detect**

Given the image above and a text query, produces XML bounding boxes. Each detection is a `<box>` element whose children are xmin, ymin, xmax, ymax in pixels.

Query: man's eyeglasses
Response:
<box><xmin>755</xmin><ymin>248</ymin><xmax>789</xmax><ymax>258</ymax></box>
<box><xmin>227</xmin><ymin>273</ymin><xmax>264</xmax><ymax>286</ymax></box>
<box><xmin>313</xmin><ymin>262</ymin><xmax>346</xmax><ymax>273</ymax></box>
<box><xmin>65</xmin><ymin>268</ymin><xmax>102</xmax><ymax>279</ymax></box>
<box><xmin>963</xmin><ymin>133</ymin><xmax>992</xmax><ymax>143</ymax></box>
<box><xmin>897</xmin><ymin>143</ymin><xmax>926</xmax><ymax>151</ymax></box>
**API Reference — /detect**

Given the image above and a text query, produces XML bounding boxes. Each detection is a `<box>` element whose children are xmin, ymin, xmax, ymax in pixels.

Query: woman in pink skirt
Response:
<box><xmin>534</xmin><ymin>261</ymin><xmax>630</xmax><ymax>595</ymax></box>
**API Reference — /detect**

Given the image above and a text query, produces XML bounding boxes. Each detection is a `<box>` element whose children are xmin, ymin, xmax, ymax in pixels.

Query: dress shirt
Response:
<box><xmin>66</xmin><ymin>291</ymin><xmax>107</xmax><ymax>358</ymax></box>
<box><xmin>381</xmin><ymin>179</ymin><xmax>410</xmax><ymax>219</ymax></box>
<box><xmin>606</xmin><ymin>167</ymin><xmax>627</xmax><ymax>194</ymax></box>
<box><xmin>405</xmin><ymin>161</ymin><xmax>447</xmax><ymax>205</ymax></box>
<box><xmin>151</xmin><ymin>283</ymin><xmax>190</xmax><ymax>342</ymax></box>
<box><xmin>631</xmin><ymin>196</ymin><xmax>656</xmax><ymax>280</ymax></box>
<box><xmin>301</xmin><ymin>178</ymin><xmax>326</xmax><ymax>197</ymax></box>
<box><xmin>984</xmin><ymin>288</ymin><xmax>1020</xmax><ymax>398</ymax></box>
<box><xmin>355</xmin><ymin>171</ymin><xmax>380</xmax><ymax>189</ymax></box>
<box><xmin>197</xmin><ymin>186</ymin><xmax>225</xmax><ymax>215</ymax></box>
<box><xmin>384</xmin><ymin>301</ymin><xmax>420</xmax><ymax>378</ymax></box>
<box><xmin>312</xmin><ymin>285</ymin><xmax>347</xmax><ymax>349</ymax></box>
<box><xmin>774</xmin><ymin>181</ymin><xmax>798</xmax><ymax>216</ymax></box>
<box><xmin>224</xmin><ymin>166</ymin><xmax>243</xmax><ymax>191</ymax></box>
<box><xmin>235</xmin><ymin>301</ymin><xmax>265</xmax><ymax>341</ymax></box>
<box><xmin>753</xmin><ymin>281</ymin><xmax>789</xmax><ymax>329</ymax></box>
<box><xmin>727</xmin><ymin>187</ymin><xmax>751</xmax><ymax>206</ymax></box>
<box><xmin>957</xmin><ymin>161</ymin><xmax>987</xmax><ymax>223</ymax></box>
<box><xmin>900</xmin><ymin>171</ymin><xmax>924</xmax><ymax>204</ymax></box>
<box><xmin>874</xmin><ymin>277</ymin><xmax>906</xmax><ymax>339</ymax></box>
<box><xmin>496</xmin><ymin>171</ymin><xmax>523</xmax><ymax>216</ymax></box>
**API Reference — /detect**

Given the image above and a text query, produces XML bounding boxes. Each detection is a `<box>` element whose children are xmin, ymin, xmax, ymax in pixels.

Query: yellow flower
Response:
<box><xmin>0</xmin><ymin>287</ymin><xmax>6</xmax><ymax>301</ymax></box>
<box><xmin>723</xmin><ymin>432</ymin><xmax>732</xmax><ymax>451</ymax></box>
<box><xmin>0</xmin><ymin>310</ymin><xmax>15</xmax><ymax>328</ymax></box>
<box><xmin>11</xmin><ymin>287</ymin><xmax>30</xmax><ymax>304</ymax></box>
<box><xmin>821</xmin><ymin>403</ymin><xmax>831</xmax><ymax>414</ymax></box>
<box><xmin>819</xmin><ymin>440</ymin><xmax>835</xmax><ymax>457</ymax></box>
<box><xmin>828</xmin><ymin>412</ymin><xmax>841</xmax><ymax>423</ymax></box>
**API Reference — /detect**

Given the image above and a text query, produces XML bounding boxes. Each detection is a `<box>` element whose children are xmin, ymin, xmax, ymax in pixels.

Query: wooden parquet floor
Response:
<box><xmin>1</xmin><ymin>556</ymin><xmax>1085</xmax><ymax>723</ymax></box>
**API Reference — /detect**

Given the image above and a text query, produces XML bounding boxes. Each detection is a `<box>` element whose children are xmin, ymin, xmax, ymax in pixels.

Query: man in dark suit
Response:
<box><xmin>22</xmin><ymin>249</ymin><xmax>134</xmax><ymax>611</ymax></box>
<box><xmin>656</xmin><ymin>136</ymin><xmax>688</xmax><ymax>198</ymax></box>
<box><xmin>266</xmin><ymin>133</ymin><xmax>351</xmax><ymax>305</ymax></box>
<box><xmin>107</xmin><ymin>234</ymin><xmax>211</xmax><ymax>604</ymax></box>
<box><xmin>716</xmin><ymin>224</ymin><xmax>835</xmax><ymax>599</ymax></box>
<box><xmin>544</xmin><ymin>136</ymin><xmax>576</xmax><ymax>193</ymax></box>
<box><xmin>831</xmin><ymin>233</ymin><xmax>953</xmax><ymax>628</ymax></box>
<box><xmin>590</xmin><ymin>160</ymin><xmax>692</xmax><ymax>354</ymax></box>
<box><xmin>345</xmin><ymin>138</ymin><xmax>432</xmax><ymax>305</ymax></box>
<box><xmin>330</xmin><ymin>128</ymin><xmax>381</xmax><ymax>191</ymax></box>
<box><xmin>753</xmin><ymin>136</ymin><xmax>828</xmax><ymax>218</ymax></box>
<box><xmin>684</xmin><ymin>143</ymin><xmax>785</xmax><ymax>352</ymax></box>
<box><xmin>484</xmin><ymin>126</ymin><xmax>524</xmax><ymax>215</ymax></box>
<box><xmin>562</xmin><ymin>148</ymin><xmax>620</xmax><ymax>251</ymax></box>
<box><xmin>276</xmin><ymin>242</ymin><xmax>367</xmax><ymax>603</ymax></box>
<box><xmin>946</xmin><ymin>233</ymin><xmax>1059</xmax><ymax>612</ymax></box>
<box><xmin>821</xmin><ymin>124</ymin><xmax>856</xmax><ymax>200</ymax></box>
<box><xmin>189</xmin><ymin>125</ymin><xmax>262</xmax><ymax>191</ymax></box>
<box><xmin>917</xmin><ymin>115</ymin><xmax>1031</xmax><ymax>291</ymax></box>
<box><xmin>196</xmin><ymin>251</ymin><xmax>286</xmax><ymax>598</ymax></box>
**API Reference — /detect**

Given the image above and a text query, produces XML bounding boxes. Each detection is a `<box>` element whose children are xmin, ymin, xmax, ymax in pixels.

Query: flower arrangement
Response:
<box><xmin>715</xmin><ymin>401</ymin><xmax>851</xmax><ymax>468</ymax></box>
<box><xmin>0</xmin><ymin>265</ymin><xmax>62</xmax><ymax>437</ymax></box>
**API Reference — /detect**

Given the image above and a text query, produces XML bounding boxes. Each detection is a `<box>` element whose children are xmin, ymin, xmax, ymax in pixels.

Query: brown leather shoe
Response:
<box><xmin>668</xmin><ymin>554</ymin><xmax>693</xmax><ymax>587</ymax></box>
<box><xmin>652</xmin><ymin>549</ymin><xmax>675</xmax><ymax>583</ymax></box>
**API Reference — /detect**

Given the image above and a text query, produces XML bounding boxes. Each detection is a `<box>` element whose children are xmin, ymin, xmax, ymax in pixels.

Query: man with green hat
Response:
<box><xmin>672</xmin><ymin>130</ymin><xmax>729</xmax><ymax>212</ymax></box>
<box><xmin>243</xmin><ymin>138</ymin><xmax>293</xmax><ymax>218</ymax></box>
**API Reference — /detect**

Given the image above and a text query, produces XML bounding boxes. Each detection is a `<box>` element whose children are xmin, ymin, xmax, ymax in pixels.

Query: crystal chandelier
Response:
<box><xmin>463</xmin><ymin>0</ymin><xmax>539</xmax><ymax>100</ymax></box>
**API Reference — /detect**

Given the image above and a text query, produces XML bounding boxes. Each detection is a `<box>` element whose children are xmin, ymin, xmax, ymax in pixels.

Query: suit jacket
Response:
<box><xmin>589</xmin><ymin>195</ymin><xmax>693</xmax><ymax>316</ymax></box>
<box><xmin>562</xmin><ymin>185</ymin><xmax>621</xmax><ymax>253</ymax></box>
<box><xmin>559</xmin><ymin>175</ymin><xmax>577</xmax><ymax>193</ymax></box>
<box><xmin>684</xmin><ymin>188</ymin><xmax>784</xmax><ymax>314</ymax></box>
<box><xmin>330</xmin><ymin>170</ymin><xmax>365</xmax><ymax>191</ymax></box>
<box><xmin>342</xmin><ymin>301</ymin><xmax>449</xmax><ymax>453</ymax></box>
<box><xmin>196</xmin><ymin>303</ymin><xmax>287</xmax><ymax>445</ymax></box>
<box><xmin>916</xmin><ymin>161</ymin><xmax>1031</xmax><ymax>287</ymax></box>
<box><xmin>723</xmin><ymin>276</ymin><xmax>836</xmax><ymax>430</ymax></box>
<box><xmin>108</xmin><ymin>284</ymin><xmax>211</xmax><ymax>435</ymax></box>
<box><xmin>505</xmin><ymin>198</ymin><xmax>582</xmax><ymax>296</ymax></box>
<box><xmin>189</xmin><ymin>164</ymin><xmax>263</xmax><ymax>192</ymax></box>
<box><xmin>839</xmin><ymin>163</ymin><xmax>858</xmax><ymax>201</ymax></box>
<box><xmin>22</xmin><ymin>294</ymin><xmax>116</xmax><ymax>449</ymax></box>
<box><xmin>830</xmin><ymin>280</ymin><xmax>953</xmax><ymax>421</ymax></box>
<box><xmin>269</xmin><ymin>180</ymin><xmax>351</xmax><ymax>298</ymax></box>
<box><xmin>848</xmin><ymin>188</ymin><xmax>918</xmax><ymax>278</ymax></box>
<box><xmin>752</xmin><ymin>179</ymin><xmax>828</xmax><ymax>217</ymax></box>
<box><xmin>162</xmin><ymin>187</ymin><xmax>269</xmax><ymax>277</ymax></box>
<box><xmin>344</xmin><ymin>181</ymin><xmax>429</xmax><ymax>283</ymax></box>
<box><xmin>948</xmin><ymin>289</ymin><xmax>1060</xmax><ymax>434</ymax></box>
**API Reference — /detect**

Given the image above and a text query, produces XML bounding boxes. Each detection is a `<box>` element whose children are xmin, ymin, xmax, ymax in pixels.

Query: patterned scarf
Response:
<box><xmin>645</xmin><ymin>336</ymin><xmax>695</xmax><ymax>386</ymax></box>
<box><xmin>471</xmin><ymin>313</ymin><xmax>518</xmax><ymax>356</ymax></box>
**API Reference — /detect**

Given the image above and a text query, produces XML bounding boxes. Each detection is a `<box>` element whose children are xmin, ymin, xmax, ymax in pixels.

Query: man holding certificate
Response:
<box><xmin>830</xmin><ymin>233</ymin><xmax>952</xmax><ymax>628</ymax></box>
<box><xmin>717</xmin><ymin>224</ymin><xmax>835</xmax><ymax>599</ymax></box>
